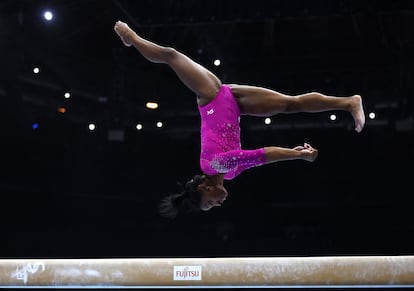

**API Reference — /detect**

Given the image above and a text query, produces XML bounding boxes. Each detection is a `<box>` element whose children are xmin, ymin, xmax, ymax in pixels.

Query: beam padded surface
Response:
<box><xmin>0</xmin><ymin>256</ymin><xmax>414</xmax><ymax>288</ymax></box>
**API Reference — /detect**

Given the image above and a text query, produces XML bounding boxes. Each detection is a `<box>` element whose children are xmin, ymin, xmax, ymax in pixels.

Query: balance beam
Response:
<box><xmin>1</xmin><ymin>256</ymin><xmax>414</xmax><ymax>288</ymax></box>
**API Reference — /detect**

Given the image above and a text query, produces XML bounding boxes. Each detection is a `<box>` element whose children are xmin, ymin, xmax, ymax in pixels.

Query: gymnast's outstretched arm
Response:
<box><xmin>114</xmin><ymin>21</ymin><xmax>221</xmax><ymax>105</ymax></box>
<box><xmin>264</xmin><ymin>143</ymin><xmax>318</xmax><ymax>163</ymax></box>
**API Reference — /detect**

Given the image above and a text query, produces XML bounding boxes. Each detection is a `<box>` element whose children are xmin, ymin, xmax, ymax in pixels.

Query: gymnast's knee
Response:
<box><xmin>284</xmin><ymin>95</ymin><xmax>301</xmax><ymax>113</ymax></box>
<box><xmin>147</xmin><ymin>47</ymin><xmax>177</xmax><ymax>64</ymax></box>
<box><xmin>162</xmin><ymin>47</ymin><xmax>180</xmax><ymax>63</ymax></box>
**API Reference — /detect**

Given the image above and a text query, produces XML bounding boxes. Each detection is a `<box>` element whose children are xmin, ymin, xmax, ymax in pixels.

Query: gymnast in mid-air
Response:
<box><xmin>114</xmin><ymin>21</ymin><xmax>365</xmax><ymax>219</ymax></box>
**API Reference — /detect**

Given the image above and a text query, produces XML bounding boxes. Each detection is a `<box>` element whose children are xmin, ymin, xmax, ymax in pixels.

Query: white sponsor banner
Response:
<box><xmin>173</xmin><ymin>265</ymin><xmax>202</xmax><ymax>281</ymax></box>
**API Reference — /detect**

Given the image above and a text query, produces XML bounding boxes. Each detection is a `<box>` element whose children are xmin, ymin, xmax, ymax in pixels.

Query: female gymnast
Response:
<box><xmin>114</xmin><ymin>21</ymin><xmax>365</xmax><ymax>219</ymax></box>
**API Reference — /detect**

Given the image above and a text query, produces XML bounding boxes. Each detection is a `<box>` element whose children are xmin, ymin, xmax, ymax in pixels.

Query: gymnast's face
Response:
<box><xmin>198</xmin><ymin>184</ymin><xmax>228</xmax><ymax>211</ymax></box>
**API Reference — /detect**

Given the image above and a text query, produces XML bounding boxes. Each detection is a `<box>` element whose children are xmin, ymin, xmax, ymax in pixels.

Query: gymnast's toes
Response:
<box><xmin>352</xmin><ymin>95</ymin><xmax>365</xmax><ymax>133</ymax></box>
<box><xmin>114</xmin><ymin>21</ymin><xmax>133</xmax><ymax>47</ymax></box>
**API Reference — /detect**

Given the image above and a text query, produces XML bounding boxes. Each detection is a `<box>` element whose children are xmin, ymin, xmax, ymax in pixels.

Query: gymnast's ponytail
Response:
<box><xmin>158</xmin><ymin>174</ymin><xmax>205</xmax><ymax>219</ymax></box>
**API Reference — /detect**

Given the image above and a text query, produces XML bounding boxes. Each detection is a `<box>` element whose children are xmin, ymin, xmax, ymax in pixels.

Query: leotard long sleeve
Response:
<box><xmin>198</xmin><ymin>84</ymin><xmax>266</xmax><ymax>180</ymax></box>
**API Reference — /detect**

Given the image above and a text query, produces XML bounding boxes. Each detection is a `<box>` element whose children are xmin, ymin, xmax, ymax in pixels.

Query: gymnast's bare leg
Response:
<box><xmin>230</xmin><ymin>84</ymin><xmax>365</xmax><ymax>132</ymax></box>
<box><xmin>114</xmin><ymin>21</ymin><xmax>365</xmax><ymax>132</ymax></box>
<box><xmin>114</xmin><ymin>21</ymin><xmax>221</xmax><ymax>105</ymax></box>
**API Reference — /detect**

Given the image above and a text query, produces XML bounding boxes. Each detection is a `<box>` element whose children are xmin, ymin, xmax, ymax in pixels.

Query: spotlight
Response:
<box><xmin>33</xmin><ymin>67</ymin><xmax>40</xmax><ymax>74</ymax></box>
<box><xmin>64</xmin><ymin>92</ymin><xmax>71</xmax><ymax>99</ymax></box>
<box><xmin>329</xmin><ymin>114</ymin><xmax>337</xmax><ymax>121</ymax></box>
<box><xmin>264</xmin><ymin>118</ymin><xmax>271</xmax><ymax>125</ymax></box>
<box><xmin>43</xmin><ymin>11</ymin><xmax>53</xmax><ymax>21</ymax></box>
<box><xmin>146</xmin><ymin>102</ymin><xmax>159</xmax><ymax>109</ymax></box>
<box><xmin>156</xmin><ymin>121</ymin><xmax>163</xmax><ymax>128</ymax></box>
<box><xmin>32</xmin><ymin>123</ymin><xmax>39</xmax><ymax>129</ymax></box>
<box><xmin>214</xmin><ymin>59</ymin><xmax>221</xmax><ymax>66</ymax></box>
<box><xmin>136</xmin><ymin>124</ymin><xmax>143</xmax><ymax>130</ymax></box>
<box><xmin>88</xmin><ymin>123</ymin><xmax>96</xmax><ymax>131</ymax></box>
<box><xmin>369</xmin><ymin>112</ymin><xmax>376</xmax><ymax>119</ymax></box>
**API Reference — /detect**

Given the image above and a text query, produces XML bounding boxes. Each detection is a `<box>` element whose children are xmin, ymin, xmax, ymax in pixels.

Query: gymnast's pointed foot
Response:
<box><xmin>350</xmin><ymin>94</ymin><xmax>365</xmax><ymax>133</ymax></box>
<box><xmin>114</xmin><ymin>20</ymin><xmax>134</xmax><ymax>47</ymax></box>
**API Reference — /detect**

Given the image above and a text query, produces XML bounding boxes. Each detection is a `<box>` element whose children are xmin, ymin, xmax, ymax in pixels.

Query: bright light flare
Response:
<box><xmin>44</xmin><ymin>11</ymin><xmax>53</xmax><ymax>21</ymax></box>
<box><xmin>146</xmin><ymin>102</ymin><xmax>159</xmax><ymax>109</ymax></box>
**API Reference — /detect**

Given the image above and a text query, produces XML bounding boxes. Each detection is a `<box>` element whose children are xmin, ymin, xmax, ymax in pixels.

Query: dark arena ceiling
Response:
<box><xmin>2</xmin><ymin>0</ymin><xmax>413</xmax><ymax>134</ymax></box>
<box><xmin>0</xmin><ymin>0</ymin><xmax>413</xmax><ymax>258</ymax></box>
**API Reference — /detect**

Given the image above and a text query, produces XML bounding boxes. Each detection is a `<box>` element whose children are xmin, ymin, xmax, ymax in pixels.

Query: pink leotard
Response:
<box><xmin>198</xmin><ymin>84</ymin><xmax>266</xmax><ymax>180</ymax></box>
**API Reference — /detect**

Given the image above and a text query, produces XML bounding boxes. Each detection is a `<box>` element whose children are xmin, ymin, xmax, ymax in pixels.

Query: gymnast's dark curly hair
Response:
<box><xmin>158</xmin><ymin>174</ymin><xmax>205</xmax><ymax>219</ymax></box>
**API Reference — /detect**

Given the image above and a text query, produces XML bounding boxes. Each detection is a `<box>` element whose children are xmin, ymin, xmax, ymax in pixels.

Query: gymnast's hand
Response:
<box><xmin>293</xmin><ymin>143</ymin><xmax>318</xmax><ymax>162</ymax></box>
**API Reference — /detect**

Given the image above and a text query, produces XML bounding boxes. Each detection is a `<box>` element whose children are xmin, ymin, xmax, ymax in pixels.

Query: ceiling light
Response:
<box><xmin>44</xmin><ymin>11</ymin><xmax>53</xmax><ymax>21</ymax></box>
<box><xmin>146</xmin><ymin>102</ymin><xmax>159</xmax><ymax>109</ymax></box>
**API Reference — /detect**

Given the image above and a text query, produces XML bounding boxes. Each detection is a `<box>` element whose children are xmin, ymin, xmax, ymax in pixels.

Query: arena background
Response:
<box><xmin>0</xmin><ymin>0</ymin><xmax>413</xmax><ymax>260</ymax></box>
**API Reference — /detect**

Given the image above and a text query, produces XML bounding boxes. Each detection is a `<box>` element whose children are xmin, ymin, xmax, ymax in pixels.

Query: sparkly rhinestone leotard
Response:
<box><xmin>198</xmin><ymin>84</ymin><xmax>266</xmax><ymax>180</ymax></box>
